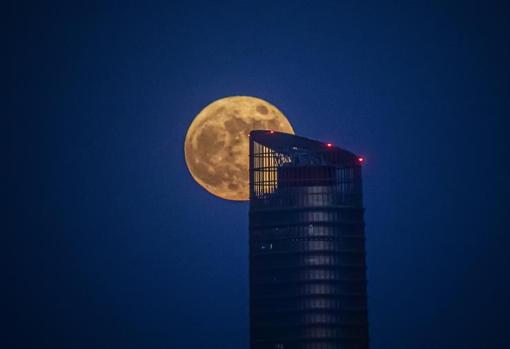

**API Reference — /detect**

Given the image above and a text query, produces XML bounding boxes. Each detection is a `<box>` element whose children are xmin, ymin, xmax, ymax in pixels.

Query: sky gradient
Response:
<box><xmin>7</xmin><ymin>1</ymin><xmax>510</xmax><ymax>348</ymax></box>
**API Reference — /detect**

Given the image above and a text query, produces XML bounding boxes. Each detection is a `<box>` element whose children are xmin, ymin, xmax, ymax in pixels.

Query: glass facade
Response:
<box><xmin>249</xmin><ymin>131</ymin><xmax>369</xmax><ymax>349</ymax></box>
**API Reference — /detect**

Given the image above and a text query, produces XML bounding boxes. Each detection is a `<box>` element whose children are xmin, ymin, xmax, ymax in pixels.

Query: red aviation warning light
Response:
<box><xmin>357</xmin><ymin>156</ymin><xmax>365</xmax><ymax>164</ymax></box>
<box><xmin>326</xmin><ymin>143</ymin><xmax>333</xmax><ymax>148</ymax></box>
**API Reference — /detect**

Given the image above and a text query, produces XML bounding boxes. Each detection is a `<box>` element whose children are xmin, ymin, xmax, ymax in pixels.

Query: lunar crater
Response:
<box><xmin>256</xmin><ymin>105</ymin><xmax>269</xmax><ymax>114</ymax></box>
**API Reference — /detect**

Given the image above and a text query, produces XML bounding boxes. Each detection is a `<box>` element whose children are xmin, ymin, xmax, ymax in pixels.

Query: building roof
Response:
<box><xmin>250</xmin><ymin>130</ymin><xmax>362</xmax><ymax>167</ymax></box>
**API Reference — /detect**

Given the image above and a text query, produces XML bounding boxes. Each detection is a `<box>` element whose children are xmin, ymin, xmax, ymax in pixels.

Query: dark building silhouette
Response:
<box><xmin>249</xmin><ymin>131</ymin><xmax>369</xmax><ymax>349</ymax></box>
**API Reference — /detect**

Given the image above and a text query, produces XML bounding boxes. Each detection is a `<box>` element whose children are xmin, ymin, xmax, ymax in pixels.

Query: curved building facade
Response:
<box><xmin>249</xmin><ymin>131</ymin><xmax>369</xmax><ymax>349</ymax></box>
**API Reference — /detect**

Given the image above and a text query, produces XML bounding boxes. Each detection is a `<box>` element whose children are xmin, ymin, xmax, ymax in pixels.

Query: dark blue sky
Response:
<box><xmin>8</xmin><ymin>1</ymin><xmax>510</xmax><ymax>348</ymax></box>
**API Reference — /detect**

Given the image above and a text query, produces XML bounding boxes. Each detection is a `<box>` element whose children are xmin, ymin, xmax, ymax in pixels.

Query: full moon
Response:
<box><xmin>184</xmin><ymin>96</ymin><xmax>294</xmax><ymax>201</ymax></box>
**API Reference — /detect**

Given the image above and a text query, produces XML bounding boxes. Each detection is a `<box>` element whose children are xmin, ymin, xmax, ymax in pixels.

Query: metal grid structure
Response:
<box><xmin>249</xmin><ymin>131</ymin><xmax>369</xmax><ymax>349</ymax></box>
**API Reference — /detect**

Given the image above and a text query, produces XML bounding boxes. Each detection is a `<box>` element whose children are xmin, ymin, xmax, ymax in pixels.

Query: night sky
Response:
<box><xmin>7</xmin><ymin>1</ymin><xmax>510</xmax><ymax>348</ymax></box>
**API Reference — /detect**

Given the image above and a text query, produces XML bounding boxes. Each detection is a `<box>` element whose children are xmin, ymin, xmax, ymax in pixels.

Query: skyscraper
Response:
<box><xmin>249</xmin><ymin>131</ymin><xmax>369</xmax><ymax>349</ymax></box>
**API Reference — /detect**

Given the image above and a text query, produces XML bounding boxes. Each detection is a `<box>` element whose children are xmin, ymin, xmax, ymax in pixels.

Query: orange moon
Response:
<box><xmin>184</xmin><ymin>96</ymin><xmax>295</xmax><ymax>201</ymax></box>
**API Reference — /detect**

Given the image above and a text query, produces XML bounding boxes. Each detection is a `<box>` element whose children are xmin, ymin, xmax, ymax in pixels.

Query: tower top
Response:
<box><xmin>250</xmin><ymin>130</ymin><xmax>363</xmax><ymax>167</ymax></box>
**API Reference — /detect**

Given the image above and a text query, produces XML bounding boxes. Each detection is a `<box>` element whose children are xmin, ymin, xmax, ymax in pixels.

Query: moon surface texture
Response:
<box><xmin>185</xmin><ymin>96</ymin><xmax>294</xmax><ymax>201</ymax></box>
